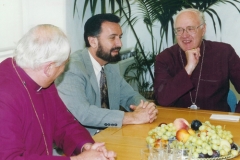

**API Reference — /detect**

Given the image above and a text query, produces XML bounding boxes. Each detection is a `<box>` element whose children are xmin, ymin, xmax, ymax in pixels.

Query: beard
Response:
<box><xmin>96</xmin><ymin>43</ymin><xmax>121</xmax><ymax>63</ymax></box>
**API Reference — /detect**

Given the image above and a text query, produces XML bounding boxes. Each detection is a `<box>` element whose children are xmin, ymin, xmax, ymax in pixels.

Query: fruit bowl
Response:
<box><xmin>146</xmin><ymin>118</ymin><xmax>240</xmax><ymax>159</ymax></box>
<box><xmin>192</xmin><ymin>143</ymin><xmax>239</xmax><ymax>160</ymax></box>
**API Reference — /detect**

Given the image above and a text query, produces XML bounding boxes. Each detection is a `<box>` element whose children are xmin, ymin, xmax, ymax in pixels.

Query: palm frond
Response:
<box><xmin>205</xmin><ymin>10</ymin><xmax>218</xmax><ymax>34</ymax></box>
<box><xmin>225</xmin><ymin>0</ymin><xmax>240</xmax><ymax>13</ymax></box>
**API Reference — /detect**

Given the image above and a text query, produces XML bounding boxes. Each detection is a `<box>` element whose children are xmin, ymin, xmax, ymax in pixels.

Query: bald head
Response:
<box><xmin>174</xmin><ymin>8</ymin><xmax>205</xmax><ymax>28</ymax></box>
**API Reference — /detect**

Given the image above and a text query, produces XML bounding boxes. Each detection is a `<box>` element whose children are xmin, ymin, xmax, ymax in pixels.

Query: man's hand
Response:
<box><xmin>184</xmin><ymin>48</ymin><xmax>200</xmax><ymax>75</ymax></box>
<box><xmin>70</xmin><ymin>150</ymin><xmax>110</xmax><ymax>160</ymax></box>
<box><xmin>123</xmin><ymin>100</ymin><xmax>158</xmax><ymax>124</ymax></box>
<box><xmin>71</xmin><ymin>142</ymin><xmax>116</xmax><ymax>160</ymax></box>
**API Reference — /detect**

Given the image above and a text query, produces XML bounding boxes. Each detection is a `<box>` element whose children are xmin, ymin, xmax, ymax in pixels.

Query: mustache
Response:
<box><xmin>110</xmin><ymin>47</ymin><xmax>121</xmax><ymax>52</ymax></box>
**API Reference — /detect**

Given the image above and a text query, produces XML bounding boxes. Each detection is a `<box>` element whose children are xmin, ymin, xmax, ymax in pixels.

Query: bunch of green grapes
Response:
<box><xmin>146</xmin><ymin>123</ymin><xmax>177</xmax><ymax>148</ymax></box>
<box><xmin>170</xmin><ymin>121</ymin><xmax>238</xmax><ymax>159</ymax></box>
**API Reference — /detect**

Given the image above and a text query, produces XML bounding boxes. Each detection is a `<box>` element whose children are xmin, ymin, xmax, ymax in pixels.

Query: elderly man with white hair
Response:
<box><xmin>0</xmin><ymin>24</ymin><xmax>116</xmax><ymax>160</ymax></box>
<box><xmin>154</xmin><ymin>8</ymin><xmax>240</xmax><ymax>112</ymax></box>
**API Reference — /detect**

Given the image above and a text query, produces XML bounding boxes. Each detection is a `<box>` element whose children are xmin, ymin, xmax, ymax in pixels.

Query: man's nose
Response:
<box><xmin>115</xmin><ymin>37</ymin><xmax>122</xmax><ymax>47</ymax></box>
<box><xmin>181</xmin><ymin>29</ymin><xmax>190</xmax><ymax>37</ymax></box>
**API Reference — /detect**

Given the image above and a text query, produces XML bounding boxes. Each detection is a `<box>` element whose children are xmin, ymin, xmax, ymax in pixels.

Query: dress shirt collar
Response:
<box><xmin>88</xmin><ymin>50</ymin><xmax>105</xmax><ymax>88</ymax></box>
<box><xmin>88</xmin><ymin>50</ymin><xmax>103</xmax><ymax>75</ymax></box>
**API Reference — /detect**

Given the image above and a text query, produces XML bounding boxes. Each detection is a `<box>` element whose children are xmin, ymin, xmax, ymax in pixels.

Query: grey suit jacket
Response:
<box><xmin>55</xmin><ymin>48</ymin><xmax>145</xmax><ymax>135</ymax></box>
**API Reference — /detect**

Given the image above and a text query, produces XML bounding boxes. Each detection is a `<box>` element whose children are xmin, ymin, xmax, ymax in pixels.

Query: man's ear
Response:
<box><xmin>202</xmin><ymin>24</ymin><xmax>206</xmax><ymax>37</ymax></box>
<box><xmin>88</xmin><ymin>37</ymin><xmax>98</xmax><ymax>48</ymax></box>
<box><xmin>44</xmin><ymin>62</ymin><xmax>54</xmax><ymax>77</ymax></box>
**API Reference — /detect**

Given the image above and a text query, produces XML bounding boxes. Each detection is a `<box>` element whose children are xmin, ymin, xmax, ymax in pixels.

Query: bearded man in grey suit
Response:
<box><xmin>55</xmin><ymin>14</ymin><xmax>158</xmax><ymax>135</ymax></box>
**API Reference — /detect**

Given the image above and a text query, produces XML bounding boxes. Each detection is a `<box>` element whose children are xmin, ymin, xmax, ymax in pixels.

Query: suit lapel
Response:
<box><xmin>81</xmin><ymin>49</ymin><xmax>100</xmax><ymax>98</ymax></box>
<box><xmin>105</xmin><ymin>65</ymin><xmax>117</xmax><ymax>109</ymax></box>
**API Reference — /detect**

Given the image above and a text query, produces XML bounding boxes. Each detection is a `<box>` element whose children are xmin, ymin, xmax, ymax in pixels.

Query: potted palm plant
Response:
<box><xmin>73</xmin><ymin>0</ymin><xmax>240</xmax><ymax>99</ymax></box>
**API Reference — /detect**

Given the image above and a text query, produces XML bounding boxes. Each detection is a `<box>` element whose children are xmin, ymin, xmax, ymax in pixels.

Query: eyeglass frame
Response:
<box><xmin>174</xmin><ymin>23</ymin><xmax>205</xmax><ymax>36</ymax></box>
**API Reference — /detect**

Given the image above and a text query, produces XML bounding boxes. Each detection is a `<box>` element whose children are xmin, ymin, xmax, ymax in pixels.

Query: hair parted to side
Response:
<box><xmin>14</xmin><ymin>24</ymin><xmax>70</xmax><ymax>69</ymax></box>
<box><xmin>174</xmin><ymin>8</ymin><xmax>205</xmax><ymax>27</ymax></box>
<box><xmin>84</xmin><ymin>13</ymin><xmax>120</xmax><ymax>47</ymax></box>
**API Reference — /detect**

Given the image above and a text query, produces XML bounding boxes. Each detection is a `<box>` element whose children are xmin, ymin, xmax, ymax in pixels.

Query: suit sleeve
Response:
<box><xmin>154</xmin><ymin>50</ymin><xmax>193</xmax><ymax>106</ymax></box>
<box><xmin>111</xmin><ymin>64</ymin><xmax>146</xmax><ymax>110</ymax></box>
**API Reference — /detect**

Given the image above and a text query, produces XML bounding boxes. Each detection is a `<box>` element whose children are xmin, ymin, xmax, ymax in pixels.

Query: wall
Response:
<box><xmin>0</xmin><ymin>0</ymin><xmax>67</xmax><ymax>62</ymax></box>
<box><xmin>2</xmin><ymin>1</ymin><xmax>239</xmax><ymax>58</ymax></box>
<box><xmin>0</xmin><ymin>0</ymin><xmax>22</xmax><ymax>61</ymax></box>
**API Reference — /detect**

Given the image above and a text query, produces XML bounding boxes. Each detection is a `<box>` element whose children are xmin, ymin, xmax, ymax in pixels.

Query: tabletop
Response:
<box><xmin>93</xmin><ymin>106</ymin><xmax>240</xmax><ymax>160</ymax></box>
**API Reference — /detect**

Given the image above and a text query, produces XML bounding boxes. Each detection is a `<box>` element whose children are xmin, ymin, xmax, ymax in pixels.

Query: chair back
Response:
<box><xmin>227</xmin><ymin>89</ymin><xmax>237</xmax><ymax>112</ymax></box>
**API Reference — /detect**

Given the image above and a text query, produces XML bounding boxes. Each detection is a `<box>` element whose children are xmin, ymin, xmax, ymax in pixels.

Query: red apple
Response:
<box><xmin>176</xmin><ymin>129</ymin><xmax>190</xmax><ymax>143</ymax></box>
<box><xmin>173</xmin><ymin>118</ymin><xmax>189</xmax><ymax>131</ymax></box>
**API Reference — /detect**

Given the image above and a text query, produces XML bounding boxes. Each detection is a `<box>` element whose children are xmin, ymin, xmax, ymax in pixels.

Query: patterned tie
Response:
<box><xmin>100</xmin><ymin>67</ymin><xmax>109</xmax><ymax>109</ymax></box>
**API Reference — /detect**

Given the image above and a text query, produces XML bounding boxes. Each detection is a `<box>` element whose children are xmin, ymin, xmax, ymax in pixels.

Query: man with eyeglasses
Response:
<box><xmin>154</xmin><ymin>8</ymin><xmax>240</xmax><ymax>112</ymax></box>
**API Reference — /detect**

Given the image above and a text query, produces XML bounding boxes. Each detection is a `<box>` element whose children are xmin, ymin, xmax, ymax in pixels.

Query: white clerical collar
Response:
<box><xmin>37</xmin><ymin>87</ymin><xmax>42</xmax><ymax>92</ymax></box>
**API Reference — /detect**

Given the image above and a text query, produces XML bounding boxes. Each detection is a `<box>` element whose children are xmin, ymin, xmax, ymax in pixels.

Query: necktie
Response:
<box><xmin>100</xmin><ymin>67</ymin><xmax>109</xmax><ymax>109</ymax></box>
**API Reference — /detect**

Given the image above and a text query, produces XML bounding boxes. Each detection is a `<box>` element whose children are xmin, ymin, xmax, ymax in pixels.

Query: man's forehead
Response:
<box><xmin>100</xmin><ymin>22</ymin><xmax>122</xmax><ymax>35</ymax></box>
<box><xmin>175</xmin><ymin>12</ymin><xmax>200</xmax><ymax>26</ymax></box>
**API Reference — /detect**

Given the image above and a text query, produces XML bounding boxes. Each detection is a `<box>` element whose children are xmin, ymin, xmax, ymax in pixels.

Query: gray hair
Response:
<box><xmin>14</xmin><ymin>24</ymin><xmax>70</xmax><ymax>69</ymax></box>
<box><xmin>174</xmin><ymin>8</ymin><xmax>205</xmax><ymax>27</ymax></box>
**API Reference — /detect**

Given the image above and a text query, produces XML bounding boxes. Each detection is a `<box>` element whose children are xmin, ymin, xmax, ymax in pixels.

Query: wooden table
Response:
<box><xmin>93</xmin><ymin>107</ymin><xmax>240</xmax><ymax>160</ymax></box>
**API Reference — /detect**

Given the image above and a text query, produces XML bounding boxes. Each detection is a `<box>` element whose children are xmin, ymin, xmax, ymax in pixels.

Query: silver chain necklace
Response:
<box><xmin>179</xmin><ymin>40</ymin><xmax>205</xmax><ymax>109</ymax></box>
<box><xmin>12</xmin><ymin>59</ymin><xmax>49</xmax><ymax>155</ymax></box>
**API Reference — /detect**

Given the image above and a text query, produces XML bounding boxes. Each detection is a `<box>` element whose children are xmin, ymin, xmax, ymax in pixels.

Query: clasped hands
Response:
<box><xmin>184</xmin><ymin>48</ymin><xmax>201</xmax><ymax>75</ymax></box>
<box><xmin>130</xmin><ymin>100</ymin><xmax>158</xmax><ymax>124</ymax></box>
<box><xmin>71</xmin><ymin>142</ymin><xmax>116</xmax><ymax>160</ymax></box>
